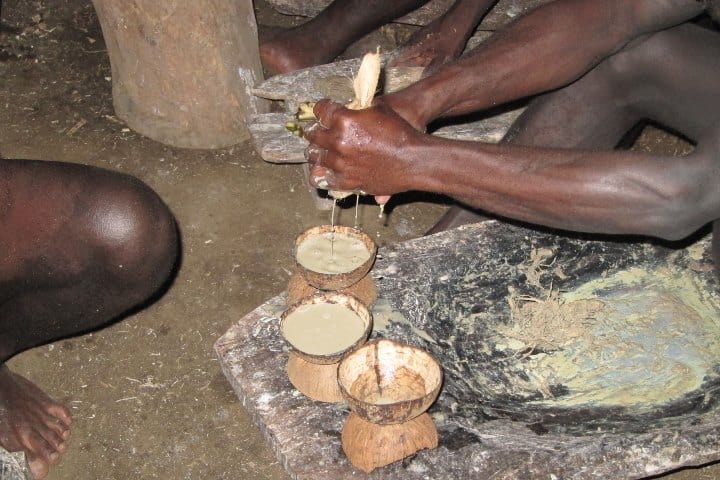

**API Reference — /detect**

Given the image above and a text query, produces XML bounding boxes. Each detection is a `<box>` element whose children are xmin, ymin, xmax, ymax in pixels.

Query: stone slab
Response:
<box><xmin>0</xmin><ymin>449</ymin><xmax>30</xmax><ymax>480</ymax></box>
<box><xmin>215</xmin><ymin>221</ymin><xmax>720</xmax><ymax>479</ymax></box>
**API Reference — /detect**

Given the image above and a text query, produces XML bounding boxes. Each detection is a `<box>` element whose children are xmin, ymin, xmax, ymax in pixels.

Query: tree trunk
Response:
<box><xmin>92</xmin><ymin>0</ymin><xmax>269</xmax><ymax>149</ymax></box>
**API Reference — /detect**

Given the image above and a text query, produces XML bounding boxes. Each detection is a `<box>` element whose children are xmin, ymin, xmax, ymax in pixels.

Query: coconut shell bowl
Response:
<box><xmin>280</xmin><ymin>292</ymin><xmax>373</xmax><ymax>403</ymax></box>
<box><xmin>337</xmin><ymin>339</ymin><xmax>443</xmax><ymax>472</ymax></box>
<box><xmin>294</xmin><ymin>225</ymin><xmax>377</xmax><ymax>291</ymax></box>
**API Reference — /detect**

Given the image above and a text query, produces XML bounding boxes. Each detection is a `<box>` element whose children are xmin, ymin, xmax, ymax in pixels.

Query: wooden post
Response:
<box><xmin>91</xmin><ymin>0</ymin><xmax>269</xmax><ymax>149</ymax></box>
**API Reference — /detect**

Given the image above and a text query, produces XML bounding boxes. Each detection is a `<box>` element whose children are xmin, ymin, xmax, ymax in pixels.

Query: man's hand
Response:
<box><xmin>303</xmin><ymin>99</ymin><xmax>425</xmax><ymax>196</ymax></box>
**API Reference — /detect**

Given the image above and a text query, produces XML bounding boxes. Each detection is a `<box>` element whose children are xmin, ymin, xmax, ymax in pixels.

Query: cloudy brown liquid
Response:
<box><xmin>296</xmin><ymin>232</ymin><xmax>370</xmax><ymax>274</ymax></box>
<box><xmin>283</xmin><ymin>303</ymin><xmax>366</xmax><ymax>355</ymax></box>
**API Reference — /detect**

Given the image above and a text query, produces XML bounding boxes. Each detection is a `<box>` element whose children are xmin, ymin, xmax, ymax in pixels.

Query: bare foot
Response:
<box><xmin>0</xmin><ymin>365</ymin><xmax>72</xmax><ymax>479</ymax></box>
<box><xmin>425</xmin><ymin>205</ymin><xmax>489</xmax><ymax>235</ymax></box>
<box><xmin>259</xmin><ymin>25</ymin><xmax>343</xmax><ymax>76</ymax></box>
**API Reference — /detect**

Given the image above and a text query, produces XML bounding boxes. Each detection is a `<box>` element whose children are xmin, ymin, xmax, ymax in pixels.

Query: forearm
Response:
<box><xmin>392</xmin><ymin>0</ymin><xmax>704</xmax><ymax>125</ymax></box>
<box><xmin>409</xmin><ymin>136</ymin><xmax>713</xmax><ymax>240</ymax></box>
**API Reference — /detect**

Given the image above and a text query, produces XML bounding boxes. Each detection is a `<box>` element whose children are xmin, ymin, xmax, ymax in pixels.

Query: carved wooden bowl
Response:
<box><xmin>338</xmin><ymin>339</ymin><xmax>443</xmax><ymax>424</ymax></box>
<box><xmin>294</xmin><ymin>225</ymin><xmax>377</xmax><ymax>291</ymax></box>
<box><xmin>280</xmin><ymin>292</ymin><xmax>372</xmax><ymax>365</ymax></box>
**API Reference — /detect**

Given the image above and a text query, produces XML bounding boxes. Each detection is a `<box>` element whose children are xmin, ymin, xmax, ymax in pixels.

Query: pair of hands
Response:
<box><xmin>303</xmin><ymin>97</ymin><xmax>426</xmax><ymax>202</ymax></box>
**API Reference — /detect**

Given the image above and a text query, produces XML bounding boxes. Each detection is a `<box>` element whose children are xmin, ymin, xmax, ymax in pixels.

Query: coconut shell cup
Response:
<box><xmin>280</xmin><ymin>292</ymin><xmax>373</xmax><ymax>365</ymax></box>
<box><xmin>286</xmin><ymin>351</ymin><xmax>344</xmax><ymax>403</ymax></box>
<box><xmin>294</xmin><ymin>225</ymin><xmax>377</xmax><ymax>291</ymax></box>
<box><xmin>341</xmin><ymin>411</ymin><xmax>438</xmax><ymax>473</ymax></box>
<box><xmin>337</xmin><ymin>339</ymin><xmax>443</xmax><ymax>424</ymax></box>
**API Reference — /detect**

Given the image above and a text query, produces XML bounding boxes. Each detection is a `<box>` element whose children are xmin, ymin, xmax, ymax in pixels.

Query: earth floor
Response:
<box><xmin>0</xmin><ymin>0</ymin><xmax>718</xmax><ymax>478</ymax></box>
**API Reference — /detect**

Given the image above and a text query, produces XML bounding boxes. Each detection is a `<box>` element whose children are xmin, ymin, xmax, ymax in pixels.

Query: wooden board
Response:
<box><xmin>265</xmin><ymin>0</ymin><xmax>550</xmax><ymax>30</ymax></box>
<box><xmin>249</xmin><ymin>33</ymin><xmax>521</xmax><ymax>165</ymax></box>
<box><xmin>250</xmin><ymin>109</ymin><xmax>523</xmax><ymax>164</ymax></box>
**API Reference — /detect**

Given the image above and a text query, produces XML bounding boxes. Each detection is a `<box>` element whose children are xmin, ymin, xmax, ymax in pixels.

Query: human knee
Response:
<box><xmin>82</xmin><ymin>172</ymin><xmax>178</xmax><ymax>295</ymax></box>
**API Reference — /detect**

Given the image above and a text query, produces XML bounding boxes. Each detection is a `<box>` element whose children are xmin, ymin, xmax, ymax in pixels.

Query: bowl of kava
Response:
<box><xmin>294</xmin><ymin>225</ymin><xmax>377</xmax><ymax>291</ymax></box>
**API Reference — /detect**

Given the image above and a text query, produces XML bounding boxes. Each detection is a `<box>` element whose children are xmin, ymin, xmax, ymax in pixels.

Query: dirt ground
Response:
<box><xmin>0</xmin><ymin>0</ymin><xmax>718</xmax><ymax>479</ymax></box>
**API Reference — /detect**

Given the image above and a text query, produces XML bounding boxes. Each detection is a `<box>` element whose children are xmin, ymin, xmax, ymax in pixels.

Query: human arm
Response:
<box><xmin>305</xmin><ymin>99</ymin><xmax>720</xmax><ymax>241</ymax></box>
<box><xmin>383</xmin><ymin>0</ymin><xmax>705</xmax><ymax>129</ymax></box>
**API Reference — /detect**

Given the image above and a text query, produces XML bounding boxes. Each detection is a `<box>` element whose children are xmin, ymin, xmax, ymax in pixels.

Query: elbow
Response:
<box><xmin>640</xmin><ymin>187</ymin><xmax>711</xmax><ymax>242</ymax></box>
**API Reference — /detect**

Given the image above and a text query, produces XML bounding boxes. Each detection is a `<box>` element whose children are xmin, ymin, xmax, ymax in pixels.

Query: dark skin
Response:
<box><xmin>0</xmin><ymin>160</ymin><xmax>178</xmax><ymax>478</ymax></box>
<box><xmin>259</xmin><ymin>0</ymin><xmax>497</xmax><ymax>76</ymax></box>
<box><xmin>304</xmin><ymin>0</ymin><xmax>720</xmax><ymax>275</ymax></box>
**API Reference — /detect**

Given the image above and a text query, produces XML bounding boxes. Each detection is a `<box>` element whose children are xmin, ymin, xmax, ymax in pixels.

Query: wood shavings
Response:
<box><xmin>501</xmin><ymin>285</ymin><xmax>605</xmax><ymax>351</ymax></box>
<box><xmin>524</xmin><ymin>247</ymin><xmax>555</xmax><ymax>289</ymax></box>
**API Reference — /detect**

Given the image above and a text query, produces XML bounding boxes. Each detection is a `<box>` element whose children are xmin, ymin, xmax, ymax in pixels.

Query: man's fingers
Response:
<box><xmin>304</xmin><ymin>100</ymin><xmax>345</xmax><ymax>148</ymax></box>
<box><xmin>304</xmin><ymin>145</ymin><xmax>326</xmax><ymax>166</ymax></box>
<box><xmin>374</xmin><ymin>195</ymin><xmax>391</xmax><ymax>205</ymax></box>
<box><xmin>312</xmin><ymin>99</ymin><xmax>343</xmax><ymax>128</ymax></box>
<box><xmin>309</xmin><ymin>165</ymin><xmax>334</xmax><ymax>190</ymax></box>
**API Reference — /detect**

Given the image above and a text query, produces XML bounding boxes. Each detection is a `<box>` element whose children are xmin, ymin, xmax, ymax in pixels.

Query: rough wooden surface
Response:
<box><xmin>91</xmin><ymin>0</ymin><xmax>269</xmax><ymax>148</ymax></box>
<box><xmin>266</xmin><ymin>0</ymin><xmax>550</xmax><ymax>29</ymax></box>
<box><xmin>250</xmin><ymin>109</ymin><xmax>523</xmax><ymax>164</ymax></box>
<box><xmin>215</xmin><ymin>221</ymin><xmax>720</xmax><ymax>479</ymax></box>
<box><xmin>253</xmin><ymin>57</ymin><xmax>367</xmax><ymax>111</ymax></box>
<box><xmin>247</xmin><ymin>31</ymin><xmax>506</xmax><ymax>209</ymax></box>
<box><xmin>249</xmin><ymin>34</ymin><xmax>521</xmax><ymax>165</ymax></box>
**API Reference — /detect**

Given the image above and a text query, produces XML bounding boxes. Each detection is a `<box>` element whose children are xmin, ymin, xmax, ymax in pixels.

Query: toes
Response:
<box><xmin>39</xmin><ymin>427</ymin><xmax>66</xmax><ymax>456</ymax></box>
<box><xmin>27</xmin><ymin>455</ymin><xmax>50</xmax><ymax>480</ymax></box>
<box><xmin>18</xmin><ymin>426</ymin><xmax>62</xmax><ymax>467</ymax></box>
<box><xmin>14</xmin><ymin>374</ymin><xmax>72</xmax><ymax>427</ymax></box>
<box><xmin>43</xmin><ymin>412</ymin><xmax>71</xmax><ymax>441</ymax></box>
<box><xmin>55</xmin><ymin>441</ymin><xmax>68</xmax><ymax>454</ymax></box>
<box><xmin>46</xmin><ymin>404</ymin><xmax>72</xmax><ymax>427</ymax></box>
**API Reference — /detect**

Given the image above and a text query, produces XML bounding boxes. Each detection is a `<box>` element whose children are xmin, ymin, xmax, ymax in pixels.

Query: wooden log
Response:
<box><xmin>91</xmin><ymin>0</ymin><xmax>269</xmax><ymax>149</ymax></box>
<box><xmin>249</xmin><ymin>32</ymin><xmax>518</xmax><ymax>165</ymax></box>
<box><xmin>265</xmin><ymin>0</ymin><xmax>550</xmax><ymax>30</ymax></box>
<box><xmin>251</xmin><ymin>32</ymin><xmax>492</xmax><ymax>112</ymax></box>
<box><xmin>248</xmin><ymin>31</ymin><xmax>520</xmax><ymax>211</ymax></box>
<box><xmin>250</xmin><ymin>108</ymin><xmax>523</xmax><ymax>164</ymax></box>
<box><xmin>252</xmin><ymin>56</ymin><xmax>366</xmax><ymax>113</ymax></box>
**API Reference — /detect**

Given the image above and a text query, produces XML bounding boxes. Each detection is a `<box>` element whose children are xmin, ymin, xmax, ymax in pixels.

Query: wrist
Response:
<box><xmin>399</xmin><ymin>133</ymin><xmax>446</xmax><ymax>193</ymax></box>
<box><xmin>382</xmin><ymin>81</ymin><xmax>439</xmax><ymax>130</ymax></box>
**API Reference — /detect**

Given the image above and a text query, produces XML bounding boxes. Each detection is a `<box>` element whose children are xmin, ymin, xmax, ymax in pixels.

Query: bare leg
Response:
<box><xmin>0</xmin><ymin>159</ymin><xmax>178</xmax><ymax>478</ymax></box>
<box><xmin>259</xmin><ymin>0</ymin><xmax>429</xmax><ymax>75</ymax></box>
<box><xmin>429</xmin><ymin>23</ymin><xmax>720</xmax><ymax>233</ymax></box>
